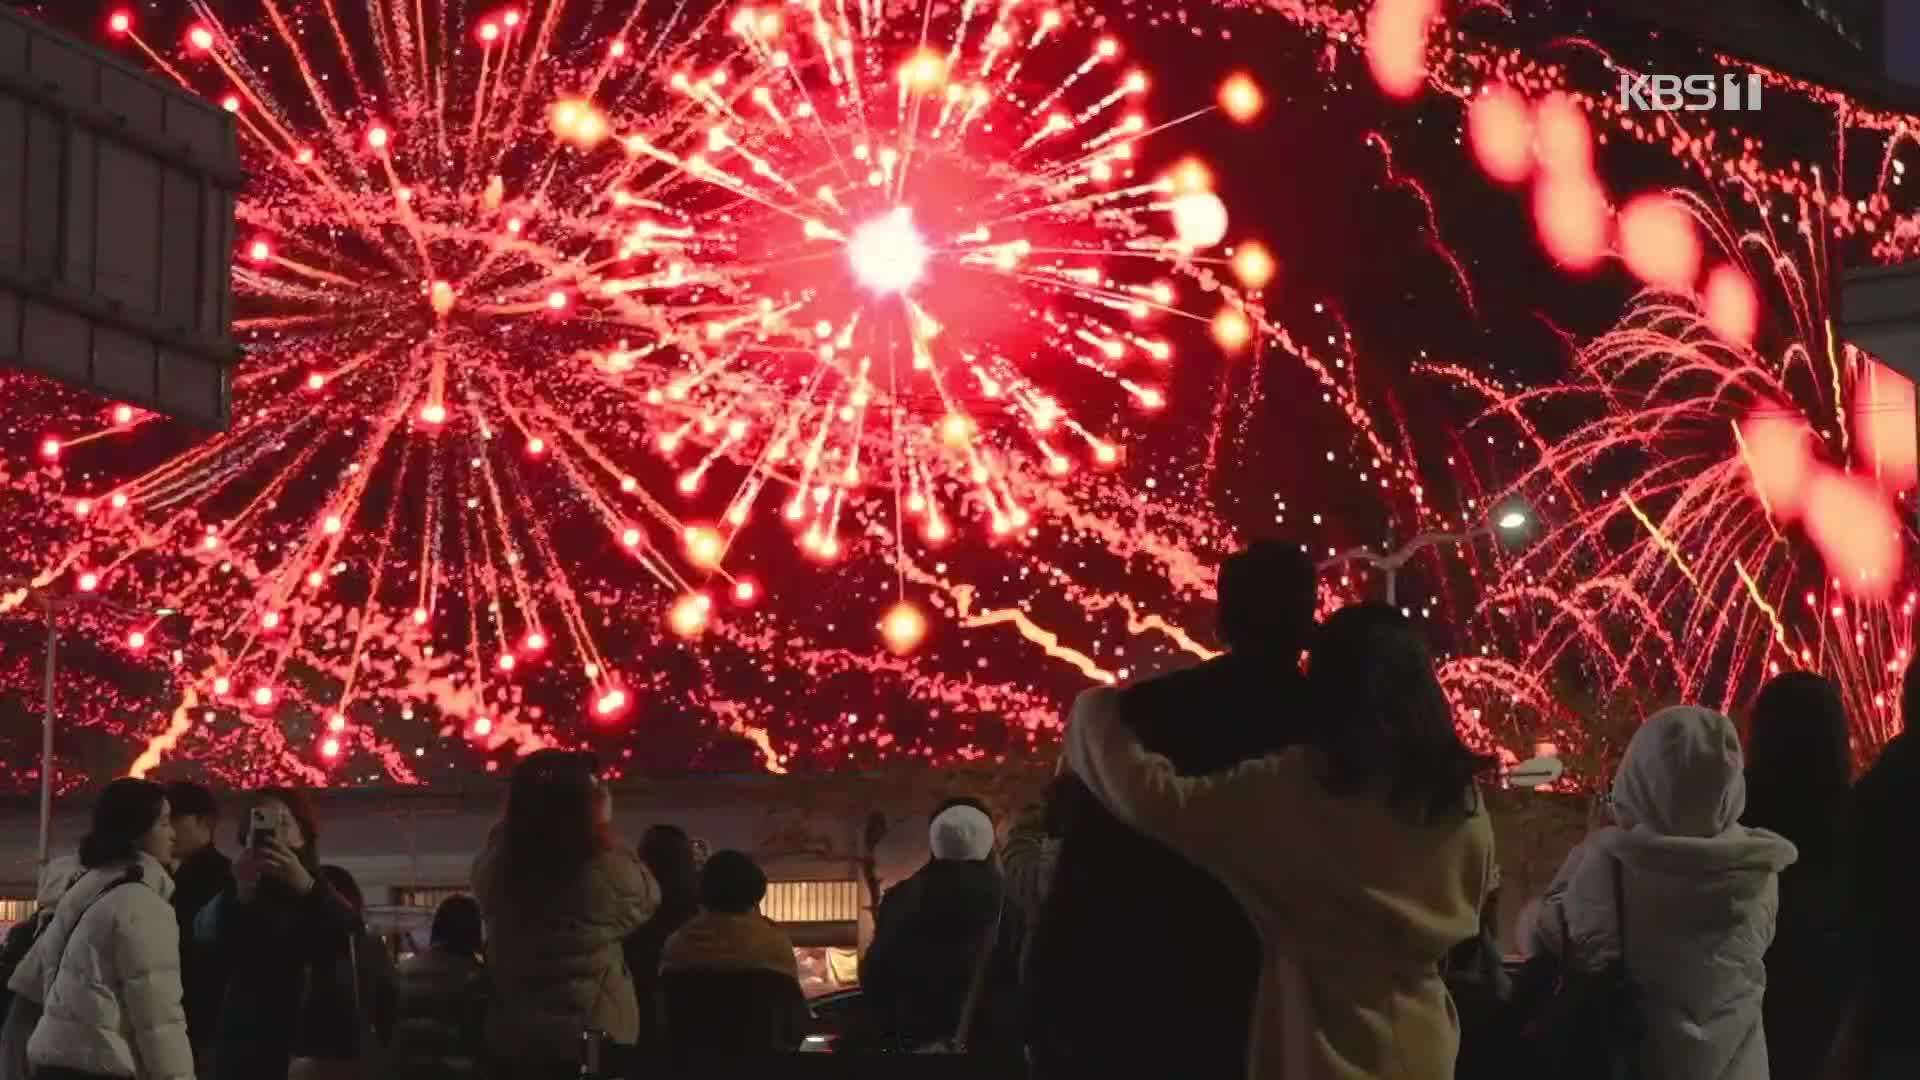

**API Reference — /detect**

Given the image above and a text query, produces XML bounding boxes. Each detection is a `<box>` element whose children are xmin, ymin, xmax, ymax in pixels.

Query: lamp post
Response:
<box><xmin>1</xmin><ymin>579</ymin><xmax>167</xmax><ymax>868</ymax></box>
<box><xmin>1319</xmin><ymin>505</ymin><xmax>1533</xmax><ymax>605</ymax></box>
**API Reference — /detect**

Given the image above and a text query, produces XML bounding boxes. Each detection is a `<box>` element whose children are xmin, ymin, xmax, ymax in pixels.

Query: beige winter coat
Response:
<box><xmin>1067</xmin><ymin>685</ymin><xmax>1495</xmax><ymax>1080</ymax></box>
<box><xmin>472</xmin><ymin>830</ymin><xmax>658</xmax><ymax>1070</ymax></box>
<box><xmin>9</xmin><ymin>853</ymin><xmax>194</xmax><ymax>1080</ymax></box>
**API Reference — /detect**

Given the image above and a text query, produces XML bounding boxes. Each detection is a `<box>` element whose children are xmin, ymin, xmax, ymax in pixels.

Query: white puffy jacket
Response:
<box><xmin>7</xmin><ymin>852</ymin><xmax>194</xmax><ymax>1080</ymax></box>
<box><xmin>1540</xmin><ymin>706</ymin><xmax>1799</xmax><ymax>1080</ymax></box>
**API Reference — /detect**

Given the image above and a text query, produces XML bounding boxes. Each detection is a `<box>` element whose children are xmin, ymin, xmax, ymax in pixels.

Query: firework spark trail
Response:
<box><xmin>0</xmin><ymin>0</ymin><xmax>1307</xmax><ymax>786</ymax></box>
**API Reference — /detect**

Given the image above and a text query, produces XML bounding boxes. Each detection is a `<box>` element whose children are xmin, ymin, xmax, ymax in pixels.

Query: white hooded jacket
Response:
<box><xmin>1541</xmin><ymin>706</ymin><xmax>1798</xmax><ymax>1080</ymax></box>
<box><xmin>7</xmin><ymin>852</ymin><xmax>194</xmax><ymax>1080</ymax></box>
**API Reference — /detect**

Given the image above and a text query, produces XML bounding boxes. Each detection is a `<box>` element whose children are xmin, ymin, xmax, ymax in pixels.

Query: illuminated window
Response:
<box><xmin>0</xmin><ymin>898</ymin><xmax>36</xmax><ymax>926</ymax></box>
<box><xmin>760</xmin><ymin>880</ymin><xmax>860</xmax><ymax>924</ymax></box>
<box><xmin>392</xmin><ymin>886</ymin><xmax>467</xmax><ymax>910</ymax></box>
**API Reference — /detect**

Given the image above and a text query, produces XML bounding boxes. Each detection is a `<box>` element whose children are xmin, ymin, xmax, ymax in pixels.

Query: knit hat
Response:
<box><xmin>928</xmin><ymin>804</ymin><xmax>994</xmax><ymax>861</ymax></box>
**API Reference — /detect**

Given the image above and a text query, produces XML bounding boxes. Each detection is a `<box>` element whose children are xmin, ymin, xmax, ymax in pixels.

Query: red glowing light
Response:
<box><xmin>526</xmin><ymin>631</ymin><xmax>547</xmax><ymax>651</ymax></box>
<box><xmin>261</xmin><ymin>611</ymin><xmax>281</xmax><ymax>629</ymax></box>
<box><xmin>621</xmin><ymin>527</ymin><xmax>642</xmax><ymax>548</ymax></box>
<box><xmin>77</xmin><ymin>572</ymin><xmax>99</xmax><ymax>592</ymax></box>
<box><xmin>420</xmin><ymin>403</ymin><xmax>447</xmax><ymax>424</ymax></box>
<box><xmin>1218</xmin><ymin>73</ymin><xmax>1263</xmax><ymax>123</ymax></box>
<box><xmin>212</xmin><ymin>676</ymin><xmax>231</xmax><ymax>695</ymax></box>
<box><xmin>1533</xmin><ymin>175</ymin><xmax>1608</xmax><ymax>270</ymax></box>
<box><xmin>1705</xmin><ymin>265</ymin><xmax>1760</xmax><ymax>347</ymax></box>
<box><xmin>328</xmin><ymin>713</ymin><xmax>347</xmax><ymax>732</ymax></box>
<box><xmin>322</xmin><ymin>514</ymin><xmax>343</xmax><ymax>534</ymax></box>
<box><xmin>113</xmin><ymin>405</ymin><xmax>135</xmax><ymax>425</ymax></box>
<box><xmin>734</xmin><ymin>580</ymin><xmax>758</xmax><ymax>603</ymax></box>
<box><xmin>188</xmin><ymin>26</ymin><xmax>215</xmax><ymax>51</ymax></box>
<box><xmin>595</xmin><ymin>688</ymin><xmax>628</xmax><ymax>716</ymax></box>
<box><xmin>498</xmin><ymin>654</ymin><xmax>516</xmax><ymax>672</ymax></box>
<box><xmin>881</xmin><ymin>602</ymin><xmax>928</xmax><ymax>655</ymax></box>
<box><xmin>472</xmin><ymin>716</ymin><xmax>493</xmax><ymax>736</ymax></box>
<box><xmin>307</xmin><ymin>373</ymin><xmax>326</xmax><ymax>390</ymax></box>
<box><xmin>546</xmin><ymin>290</ymin><xmax>570</xmax><ymax>310</ymax></box>
<box><xmin>526</xmin><ymin>436</ymin><xmax>546</xmax><ymax>455</ymax></box>
<box><xmin>1805</xmin><ymin>471</ymin><xmax>1903</xmax><ymax>599</ymax></box>
<box><xmin>1619</xmin><ymin>194</ymin><xmax>1702</xmax><ymax>292</ymax></box>
<box><xmin>412</xmin><ymin>607</ymin><xmax>429</xmax><ymax>625</ymax></box>
<box><xmin>320</xmin><ymin>737</ymin><xmax>340</xmax><ymax>759</ymax></box>
<box><xmin>109</xmin><ymin>12</ymin><xmax>132</xmax><ymax>35</ymax></box>
<box><xmin>1742</xmin><ymin>414</ymin><xmax>1815</xmax><ymax>520</ymax></box>
<box><xmin>40</xmin><ymin>438</ymin><xmax>60</xmax><ymax>460</ymax></box>
<box><xmin>127</xmin><ymin>630</ymin><xmax>146</xmax><ymax>649</ymax></box>
<box><xmin>479</xmin><ymin>23</ymin><xmax>500</xmax><ymax>42</ymax></box>
<box><xmin>222</xmin><ymin>94</ymin><xmax>241</xmax><ymax>113</ymax></box>
<box><xmin>1468</xmin><ymin>85</ymin><xmax>1533</xmax><ymax>185</ymax></box>
<box><xmin>253</xmin><ymin>686</ymin><xmax>275</xmax><ymax>707</ymax></box>
<box><xmin>1855</xmin><ymin>363</ymin><xmax>1918</xmax><ymax>490</ymax></box>
<box><xmin>1534</xmin><ymin>93</ymin><xmax>1593</xmax><ymax>177</ymax></box>
<box><xmin>503</xmin><ymin>10</ymin><xmax>522</xmax><ymax>27</ymax></box>
<box><xmin>1365</xmin><ymin>0</ymin><xmax>1439</xmax><ymax>100</ymax></box>
<box><xmin>248</xmin><ymin>239</ymin><xmax>271</xmax><ymax>262</ymax></box>
<box><xmin>109</xmin><ymin>493</ymin><xmax>127</xmax><ymax>509</ymax></box>
<box><xmin>73</xmin><ymin>500</ymin><xmax>92</xmax><ymax>517</ymax></box>
<box><xmin>367</xmin><ymin>126</ymin><xmax>390</xmax><ymax>150</ymax></box>
<box><xmin>668</xmin><ymin>594</ymin><xmax>710</xmax><ymax>637</ymax></box>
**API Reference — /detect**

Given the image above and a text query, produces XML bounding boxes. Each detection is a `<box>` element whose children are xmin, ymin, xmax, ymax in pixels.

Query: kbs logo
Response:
<box><xmin>1618</xmin><ymin>73</ymin><xmax>1763</xmax><ymax>112</ymax></box>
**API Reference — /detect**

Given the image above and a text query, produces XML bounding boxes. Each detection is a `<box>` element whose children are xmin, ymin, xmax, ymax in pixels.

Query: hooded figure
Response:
<box><xmin>860</xmin><ymin>804</ymin><xmax>1025</xmax><ymax>1052</ymax></box>
<box><xmin>1540</xmin><ymin>705</ymin><xmax>1799</xmax><ymax>1080</ymax></box>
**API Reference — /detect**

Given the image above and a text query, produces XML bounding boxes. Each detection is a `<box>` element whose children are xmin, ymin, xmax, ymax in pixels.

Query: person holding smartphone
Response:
<box><xmin>194</xmin><ymin>788</ymin><xmax>365</xmax><ymax>1080</ymax></box>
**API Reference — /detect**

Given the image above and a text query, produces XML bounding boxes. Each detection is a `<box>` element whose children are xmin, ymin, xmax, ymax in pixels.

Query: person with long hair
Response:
<box><xmin>623</xmin><ymin>825</ymin><xmax>699</xmax><ymax>1050</ymax></box>
<box><xmin>1741</xmin><ymin>672</ymin><xmax>1862</xmax><ymax>1077</ymax></box>
<box><xmin>195</xmin><ymin>787</ymin><xmax>366</xmax><ymax>1079</ymax></box>
<box><xmin>7</xmin><ymin>778</ymin><xmax>193</xmax><ymax>1080</ymax></box>
<box><xmin>472</xmin><ymin>750</ymin><xmax>658</xmax><ymax>1078</ymax></box>
<box><xmin>1828</xmin><ymin>666</ymin><xmax>1920</xmax><ymax>1078</ymax></box>
<box><xmin>1063</xmin><ymin>603</ymin><xmax>1496</xmax><ymax>1079</ymax></box>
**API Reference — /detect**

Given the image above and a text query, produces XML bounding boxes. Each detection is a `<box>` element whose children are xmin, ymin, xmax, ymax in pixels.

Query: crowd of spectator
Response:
<box><xmin>0</xmin><ymin>540</ymin><xmax>1917</xmax><ymax>1079</ymax></box>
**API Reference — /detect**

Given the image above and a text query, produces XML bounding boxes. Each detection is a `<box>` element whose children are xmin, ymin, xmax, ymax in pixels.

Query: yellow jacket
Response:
<box><xmin>1066</xmin><ymin>685</ymin><xmax>1496</xmax><ymax>1080</ymax></box>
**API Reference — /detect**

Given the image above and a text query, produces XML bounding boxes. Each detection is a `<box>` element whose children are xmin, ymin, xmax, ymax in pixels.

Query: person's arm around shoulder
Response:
<box><xmin>116</xmin><ymin>892</ymin><xmax>196</xmax><ymax>1080</ymax></box>
<box><xmin>1065</xmin><ymin>684</ymin><xmax>1297</xmax><ymax>895</ymax></box>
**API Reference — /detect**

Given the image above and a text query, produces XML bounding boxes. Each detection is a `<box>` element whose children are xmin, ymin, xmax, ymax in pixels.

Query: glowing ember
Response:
<box><xmin>882</xmin><ymin>602</ymin><xmax>928</xmax><ymax>655</ymax></box>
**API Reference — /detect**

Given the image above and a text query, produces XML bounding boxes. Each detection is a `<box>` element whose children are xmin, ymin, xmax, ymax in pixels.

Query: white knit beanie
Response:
<box><xmin>928</xmin><ymin>805</ymin><xmax>995</xmax><ymax>861</ymax></box>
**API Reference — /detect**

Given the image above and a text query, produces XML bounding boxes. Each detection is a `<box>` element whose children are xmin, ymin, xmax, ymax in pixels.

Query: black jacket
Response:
<box><xmin>861</xmin><ymin>858</ymin><xmax>1024</xmax><ymax>1051</ymax></box>
<box><xmin>390</xmin><ymin>948</ymin><xmax>486</xmax><ymax>1071</ymax></box>
<box><xmin>1745</xmin><ymin>788</ymin><xmax>1862</xmax><ymax>1080</ymax></box>
<box><xmin>624</xmin><ymin>899</ymin><xmax>696</xmax><ymax>1049</ymax></box>
<box><xmin>198</xmin><ymin>877</ymin><xmax>394</xmax><ymax>1076</ymax></box>
<box><xmin>171</xmin><ymin>844</ymin><xmax>233</xmax><ymax>1046</ymax></box>
<box><xmin>1024</xmin><ymin>651</ymin><xmax>1308</xmax><ymax>1079</ymax></box>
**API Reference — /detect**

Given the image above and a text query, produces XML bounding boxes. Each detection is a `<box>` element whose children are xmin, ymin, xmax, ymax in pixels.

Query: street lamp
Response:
<box><xmin>1</xmin><ymin>578</ymin><xmax>176</xmax><ymax>869</ymax></box>
<box><xmin>1319</xmin><ymin>502</ymin><xmax>1534</xmax><ymax>605</ymax></box>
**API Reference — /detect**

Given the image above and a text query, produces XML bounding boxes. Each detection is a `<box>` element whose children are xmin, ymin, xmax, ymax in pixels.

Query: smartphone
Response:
<box><xmin>249</xmin><ymin>806</ymin><xmax>279</xmax><ymax>849</ymax></box>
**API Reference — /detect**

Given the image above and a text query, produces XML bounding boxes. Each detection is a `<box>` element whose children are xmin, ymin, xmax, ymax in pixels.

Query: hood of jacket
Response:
<box><xmin>660</xmin><ymin>912</ymin><xmax>798</xmax><ymax>980</ymax></box>
<box><xmin>1601</xmin><ymin>706</ymin><xmax>1798</xmax><ymax>882</ymax></box>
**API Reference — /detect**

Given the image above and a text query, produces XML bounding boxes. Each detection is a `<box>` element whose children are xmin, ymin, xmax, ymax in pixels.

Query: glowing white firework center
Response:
<box><xmin>848</xmin><ymin>208</ymin><xmax>931</xmax><ymax>294</ymax></box>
